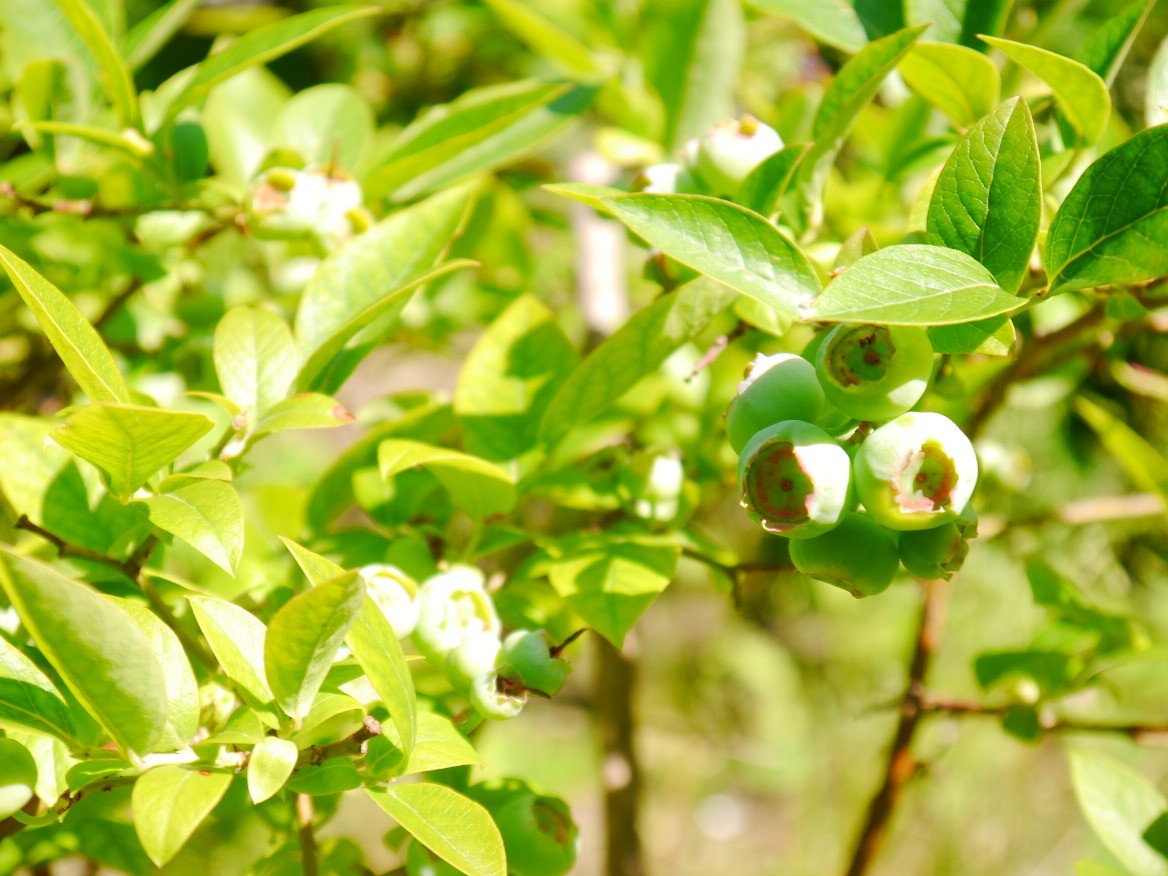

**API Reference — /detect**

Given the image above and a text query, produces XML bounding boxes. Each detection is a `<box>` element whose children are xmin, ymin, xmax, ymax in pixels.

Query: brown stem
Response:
<box><xmin>299</xmin><ymin>716</ymin><xmax>381</xmax><ymax>766</ymax></box>
<box><xmin>296</xmin><ymin>793</ymin><xmax>319</xmax><ymax>876</ymax></box>
<box><xmin>844</xmin><ymin>579</ymin><xmax>947</xmax><ymax>876</ymax></box>
<box><xmin>15</xmin><ymin>516</ymin><xmax>132</xmax><ymax>573</ymax></box>
<box><xmin>688</xmin><ymin>321</ymin><xmax>748</xmax><ymax>381</ymax></box>
<box><xmin>595</xmin><ymin>636</ymin><xmax>643</xmax><ymax>876</ymax></box>
<box><xmin>915</xmin><ymin>695</ymin><xmax>1168</xmax><ymax>739</ymax></box>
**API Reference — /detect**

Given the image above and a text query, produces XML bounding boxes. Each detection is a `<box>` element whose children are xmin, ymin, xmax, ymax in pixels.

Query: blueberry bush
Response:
<box><xmin>1</xmin><ymin>1</ymin><xmax>1167</xmax><ymax>874</ymax></box>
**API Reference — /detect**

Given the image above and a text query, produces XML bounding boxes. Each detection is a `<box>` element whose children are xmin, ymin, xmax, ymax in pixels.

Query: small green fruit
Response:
<box><xmin>633</xmin><ymin>162</ymin><xmax>696</xmax><ymax>194</ymax></box>
<box><xmin>814</xmin><ymin>324</ymin><xmax>934</xmax><ymax>422</ymax></box>
<box><xmin>853</xmin><ymin>412</ymin><xmax>978</xmax><ymax>531</ymax></box>
<box><xmin>412</xmin><ymin>566</ymin><xmax>500</xmax><ymax>664</ymax></box>
<box><xmin>737</xmin><ymin>420</ymin><xmax>851</xmax><ymax>538</ymax></box>
<box><xmin>445</xmin><ymin>629</ymin><xmax>502</xmax><ymax>690</ymax></box>
<box><xmin>789</xmin><ymin>512</ymin><xmax>899</xmax><ymax>597</ymax></box>
<box><xmin>898</xmin><ymin>505</ymin><xmax>977</xmax><ymax>580</ymax></box>
<box><xmin>493</xmin><ymin>792</ymin><xmax>579</xmax><ymax>876</ymax></box>
<box><xmin>469</xmin><ymin>670</ymin><xmax>526</xmax><ymax>721</ymax></box>
<box><xmin>725</xmin><ymin>353</ymin><xmax>825</xmax><ymax>453</ymax></box>
<box><xmin>500</xmin><ymin>630</ymin><xmax>571</xmax><ymax>696</ymax></box>
<box><xmin>356</xmin><ymin>563</ymin><xmax>419</xmax><ymax>639</ymax></box>
<box><xmin>694</xmin><ymin>115</ymin><xmax>783</xmax><ymax>198</ymax></box>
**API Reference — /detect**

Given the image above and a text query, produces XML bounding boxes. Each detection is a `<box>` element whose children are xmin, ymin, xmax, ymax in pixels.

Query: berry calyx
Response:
<box><xmin>789</xmin><ymin>512</ymin><xmax>899</xmax><ymax>597</ymax></box>
<box><xmin>738</xmin><ymin>420</ymin><xmax>851</xmax><ymax>538</ymax></box>
<box><xmin>469</xmin><ymin>670</ymin><xmax>527</xmax><ymax>721</ymax></box>
<box><xmin>814</xmin><ymin>324</ymin><xmax>934</xmax><ymax>422</ymax></box>
<box><xmin>725</xmin><ymin>353</ymin><xmax>825</xmax><ymax>454</ymax></box>
<box><xmin>853</xmin><ymin>412</ymin><xmax>978</xmax><ymax>531</ymax></box>
<box><xmin>898</xmin><ymin>505</ymin><xmax>977</xmax><ymax>580</ymax></box>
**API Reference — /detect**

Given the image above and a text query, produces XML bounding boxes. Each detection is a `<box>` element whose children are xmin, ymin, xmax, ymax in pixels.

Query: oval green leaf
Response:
<box><xmin>213</xmin><ymin>307</ymin><xmax>299</xmax><ymax>420</ymax></box>
<box><xmin>0</xmin><ymin>550</ymin><xmax>167</xmax><ymax>756</ymax></box>
<box><xmin>132</xmin><ymin>766</ymin><xmax>233</xmax><ymax>867</ymax></box>
<box><xmin>188</xmin><ymin>595</ymin><xmax>275</xmax><ymax>714</ymax></box>
<box><xmin>347</xmin><ymin>598</ymin><xmax>417</xmax><ymax>757</ymax></box>
<box><xmin>247</xmin><ymin>736</ymin><xmax>298</xmax><ymax>804</ymax></box>
<box><xmin>367</xmin><ymin>783</ymin><xmax>506</xmax><ymax>876</ymax></box>
<box><xmin>378</xmin><ymin>440</ymin><xmax>517</xmax><ymax>520</ymax></box>
<box><xmin>809</xmin><ymin>244</ymin><xmax>1021</xmax><ymax>325</ymax></box>
<box><xmin>899</xmin><ymin>42</ymin><xmax>1001</xmax><ymax>128</ymax></box>
<box><xmin>141</xmin><ymin>477</ymin><xmax>244</xmax><ymax>575</ymax></box>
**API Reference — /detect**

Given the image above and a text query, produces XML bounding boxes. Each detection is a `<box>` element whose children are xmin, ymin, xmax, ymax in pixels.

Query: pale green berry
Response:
<box><xmin>412</xmin><ymin>566</ymin><xmax>499</xmax><ymax>663</ymax></box>
<box><xmin>500</xmin><ymin>630</ymin><xmax>570</xmax><ymax>696</ymax></box>
<box><xmin>725</xmin><ymin>353</ymin><xmax>825</xmax><ymax>453</ymax></box>
<box><xmin>694</xmin><ymin>116</ymin><xmax>783</xmax><ymax>198</ymax></box>
<box><xmin>445</xmin><ymin>629</ymin><xmax>502</xmax><ymax>690</ymax></box>
<box><xmin>898</xmin><ymin>505</ymin><xmax>977</xmax><ymax>580</ymax></box>
<box><xmin>356</xmin><ymin>563</ymin><xmax>419</xmax><ymax>639</ymax></box>
<box><xmin>853</xmin><ymin>412</ymin><xmax>978</xmax><ymax>531</ymax></box>
<box><xmin>789</xmin><ymin>512</ymin><xmax>899</xmax><ymax>598</ymax></box>
<box><xmin>469</xmin><ymin>670</ymin><xmax>526</xmax><ymax>721</ymax></box>
<box><xmin>737</xmin><ymin>420</ymin><xmax>851</xmax><ymax>538</ymax></box>
<box><xmin>814</xmin><ymin>324</ymin><xmax>934</xmax><ymax>423</ymax></box>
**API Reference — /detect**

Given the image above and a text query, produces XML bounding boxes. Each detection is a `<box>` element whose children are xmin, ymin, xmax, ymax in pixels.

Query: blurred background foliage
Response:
<box><xmin>1</xmin><ymin>0</ymin><xmax>1168</xmax><ymax>874</ymax></box>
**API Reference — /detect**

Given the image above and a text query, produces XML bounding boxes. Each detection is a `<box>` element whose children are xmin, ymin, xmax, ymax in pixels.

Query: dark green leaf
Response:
<box><xmin>1046</xmin><ymin>126</ymin><xmax>1168</xmax><ymax>293</ymax></box>
<box><xmin>906</xmin><ymin>0</ymin><xmax>1010</xmax><ymax>47</ymax></box>
<box><xmin>927</xmin><ymin>97</ymin><xmax>1041</xmax><ymax>294</ymax></box>
<box><xmin>928</xmin><ymin>317</ymin><xmax>1015</xmax><ymax>356</ymax></box>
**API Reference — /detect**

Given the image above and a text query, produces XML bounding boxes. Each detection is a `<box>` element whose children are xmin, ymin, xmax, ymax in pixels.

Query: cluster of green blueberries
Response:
<box><xmin>726</xmin><ymin>324</ymin><xmax>979</xmax><ymax>597</ymax></box>
<box><xmin>356</xmin><ymin>563</ymin><xmax>576</xmax><ymax>876</ymax></box>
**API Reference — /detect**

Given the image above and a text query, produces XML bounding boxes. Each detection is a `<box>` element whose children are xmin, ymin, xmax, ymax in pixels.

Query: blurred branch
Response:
<box><xmin>296</xmin><ymin>794</ymin><xmax>318</xmax><ymax>876</ymax></box>
<box><xmin>688</xmin><ymin>321</ymin><xmax>747</xmax><ymax>381</ymax></box>
<box><xmin>844</xmin><ymin>578</ymin><xmax>948</xmax><ymax>876</ymax></box>
<box><xmin>979</xmin><ymin>493</ymin><xmax>1166</xmax><ymax>537</ymax></box>
<box><xmin>916</xmin><ymin>695</ymin><xmax>1168</xmax><ymax>740</ymax></box>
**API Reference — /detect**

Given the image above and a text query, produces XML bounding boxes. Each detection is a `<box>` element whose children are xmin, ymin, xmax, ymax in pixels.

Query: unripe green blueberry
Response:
<box><xmin>412</xmin><ymin>566</ymin><xmax>500</xmax><ymax>664</ymax></box>
<box><xmin>814</xmin><ymin>324</ymin><xmax>934</xmax><ymax>422</ymax></box>
<box><xmin>737</xmin><ymin>420</ymin><xmax>851</xmax><ymax>538</ymax></box>
<box><xmin>725</xmin><ymin>353</ymin><xmax>825</xmax><ymax>453</ymax></box>
<box><xmin>469</xmin><ymin>670</ymin><xmax>526</xmax><ymax>721</ymax></box>
<box><xmin>633</xmin><ymin>162</ymin><xmax>696</xmax><ymax>194</ymax></box>
<box><xmin>0</xmin><ymin>739</ymin><xmax>36</xmax><ymax>819</ymax></box>
<box><xmin>854</xmin><ymin>412</ymin><xmax>978</xmax><ymax>531</ymax></box>
<box><xmin>694</xmin><ymin>115</ymin><xmax>783</xmax><ymax>198</ymax></box>
<box><xmin>618</xmin><ymin>449</ymin><xmax>685</xmax><ymax>522</ymax></box>
<box><xmin>789</xmin><ymin>512</ymin><xmax>899</xmax><ymax>597</ymax></box>
<box><xmin>500</xmin><ymin>630</ymin><xmax>571</xmax><ymax>696</ymax></box>
<box><xmin>898</xmin><ymin>505</ymin><xmax>977</xmax><ymax>580</ymax></box>
<box><xmin>493</xmin><ymin>792</ymin><xmax>579</xmax><ymax>876</ymax></box>
<box><xmin>445</xmin><ymin>629</ymin><xmax>502</xmax><ymax>690</ymax></box>
<box><xmin>356</xmin><ymin>563</ymin><xmax>419</xmax><ymax>639</ymax></box>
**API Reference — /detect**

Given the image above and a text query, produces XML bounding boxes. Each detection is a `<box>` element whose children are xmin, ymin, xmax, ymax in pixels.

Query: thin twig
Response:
<box><xmin>14</xmin><ymin>516</ymin><xmax>131</xmax><ymax>573</ymax></box>
<box><xmin>688</xmin><ymin>322</ymin><xmax>747</xmax><ymax>381</ymax></box>
<box><xmin>296</xmin><ymin>793</ymin><xmax>319</xmax><ymax>876</ymax></box>
<box><xmin>844</xmin><ymin>579</ymin><xmax>947</xmax><ymax>876</ymax></box>
<box><xmin>915</xmin><ymin>695</ymin><xmax>1168</xmax><ymax>740</ymax></box>
<box><xmin>299</xmin><ymin>716</ymin><xmax>381</xmax><ymax>767</ymax></box>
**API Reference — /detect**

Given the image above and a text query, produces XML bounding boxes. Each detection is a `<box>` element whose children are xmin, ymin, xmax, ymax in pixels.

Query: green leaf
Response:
<box><xmin>980</xmin><ymin>37</ymin><xmax>1111</xmax><ymax>145</ymax></box>
<box><xmin>367</xmin><ymin>784</ymin><xmax>506</xmax><ymax>876</ymax></box>
<box><xmin>279</xmin><ymin>537</ymin><xmax>345</xmax><ymax>585</ymax></box>
<box><xmin>247</xmin><ymin>736</ymin><xmax>298</xmax><ymax>804</ymax></box>
<box><xmin>285</xmin><ymin>758</ymin><xmax>360</xmax><ymax>796</ymax></box>
<box><xmin>0</xmin><ymin>244</ymin><xmax>129</xmax><ymax>404</ymax></box>
<box><xmin>649</xmin><ymin>0</ymin><xmax>745</xmax><ymax>150</ymax></box>
<box><xmin>809</xmin><ymin>244</ymin><xmax>1021</xmax><ymax>325</ymax></box>
<box><xmin>602</xmin><ymin>194</ymin><xmax>820</xmax><ymax>319</ymax></box>
<box><xmin>265</xmin><ymin>572</ymin><xmax>365</xmax><ymax>721</ymax></box>
<box><xmin>51</xmin><ymin>403</ymin><xmax>214</xmax><ymax>498</ymax></box>
<box><xmin>140</xmin><ymin>477</ymin><xmax>245</xmax><ymax>575</ymax></box>
<box><xmin>906</xmin><ymin>0</ymin><xmax>1010</xmax><ymax>47</ymax></box>
<box><xmin>270</xmin><ymin>83</ymin><xmax>373</xmax><ymax>170</ymax></box>
<box><xmin>160</xmin><ymin>6</ymin><xmax>380</xmax><ymax>125</ymax></box>
<box><xmin>747</xmin><ymin>0</ymin><xmax>867</xmax><ymax>53</ymax></box>
<box><xmin>14</xmin><ymin>121</ymin><xmax>153</xmax><ymax>156</ymax></box>
<box><xmin>132</xmin><ymin>766</ymin><xmax>233</xmax><ymax>867</ymax></box>
<box><xmin>295</xmin><ymin>183</ymin><xmax>476</xmax><ymax>381</ymax></box>
<box><xmin>254</xmin><ymin>393</ymin><xmax>355</xmax><ymax>437</ymax></box>
<box><xmin>213</xmin><ymin>307</ymin><xmax>299</xmax><ymax>420</ymax></box>
<box><xmin>1070</xmin><ymin>749</ymin><xmax>1168</xmax><ymax>876</ymax></box>
<box><xmin>0</xmin><ymin>550</ymin><xmax>166</xmax><ymax>755</ymax></box>
<box><xmin>1079</xmin><ymin>0</ymin><xmax>1155</xmax><ymax>87</ymax></box>
<box><xmin>1148</xmin><ymin>38</ymin><xmax>1168</xmax><ymax>128</ymax></box>
<box><xmin>928</xmin><ymin>317</ymin><xmax>1015</xmax><ymax>356</ymax></box>
<box><xmin>738</xmin><ymin>142</ymin><xmax>812</xmax><ymax>218</ymax></box>
<box><xmin>539</xmin><ymin>277</ymin><xmax>736</xmax><ymax>445</ymax></box>
<box><xmin>297</xmin><ymin>260</ymin><xmax>476</xmax><ymax>394</ymax></box>
<box><xmin>1046</xmin><ymin>126</ymin><xmax>1168</xmax><ymax>293</ymax></box>
<box><xmin>53</xmin><ymin>0</ymin><xmax>139</xmax><ymax>128</ymax></box>
<box><xmin>0</xmin><ymin>738</ymin><xmax>37</xmax><ymax>819</ymax></box>
<box><xmin>1075</xmin><ymin>397</ymin><xmax>1168</xmax><ymax>502</ymax></box>
<box><xmin>0</xmin><ymin>636</ymin><xmax>78</xmax><ymax>745</ymax></box>
<box><xmin>454</xmin><ymin>295</ymin><xmax>578</xmax><ymax>479</ymax></box>
<box><xmin>372</xmin><ymin>80</ymin><xmax>592</xmax><ymax>202</ymax></box>
<box><xmin>378</xmin><ymin>440</ymin><xmax>517</xmax><ymax>520</ymax></box>
<box><xmin>188</xmin><ymin>595</ymin><xmax>275</xmax><ymax>714</ymax></box>
<box><xmin>346</xmin><ymin>598</ymin><xmax>417</xmax><ymax>757</ymax></box>
<box><xmin>482</xmin><ymin>0</ymin><xmax>603</xmax><ymax>77</ymax></box>
<box><xmin>926</xmin><ymin>97</ymin><xmax>1042</xmax><ymax>294</ymax></box>
<box><xmin>794</xmin><ymin>25</ymin><xmax>927</xmax><ymax>227</ymax></box>
<box><xmin>113</xmin><ymin>598</ymin><xmax>200</xmax><ymax>751</ymax></box>
<box><xmin>403</xmin><ymin>712</ymin><xmax>482</xmax><ymax>774</ymax></box>
<box><xmin>899</xmin><ymin>42</ymin><xmax>1001</xmax><ymax>128</ymax></box>
<box><xmin>546</xmin><ymin>535</ymin><xmax>680</xmax><ymax>646</ymax></box>
<box><xmin>123</xmin><ymin>0</ymin><xmax>201</xmax><ymax>71</ymax></box>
